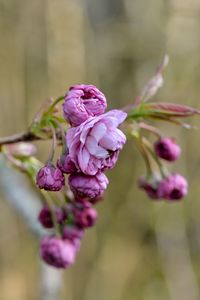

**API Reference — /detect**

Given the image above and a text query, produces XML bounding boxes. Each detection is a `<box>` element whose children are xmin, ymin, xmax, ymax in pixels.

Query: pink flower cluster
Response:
<box><xmin>39</xmin><ymin>203</ymin><xmax>94</xmax><ymax>268</ymax></box>
<box><xmin>139</xmin><ymin>137</ymin><xmax>188</xmax><ymax>201</ymax></box>
<box><xmin>36</xmin><ymin>84</ymin><xmax>127</xmax><ymax>269</ymax></box>
<box><xmin>59</xmin><ymin>85</ymin><xmax>127</xmax><ymax>205</ymax></box>
<box><xmin>139</xmin><ymin>173</ymin><xmax>188</xmax><ymax>201</ymax></box>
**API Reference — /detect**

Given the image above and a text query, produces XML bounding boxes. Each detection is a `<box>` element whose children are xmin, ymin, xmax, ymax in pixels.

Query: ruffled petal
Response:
<box><xmin>78</xmin><ymin>146</ymin><xmax>90</xmax><ymax>173</ymax></box>
<box><xmin>90</xmin><ymin>122</ymin><xmax>107</xmax><ymax>141</ymax></box>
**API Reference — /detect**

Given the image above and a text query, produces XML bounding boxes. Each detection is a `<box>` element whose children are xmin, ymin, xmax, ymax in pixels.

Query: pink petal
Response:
<box><xmin>78</xmin><ymin>147</ymin><xmax>90</xmax><ymax>173</ymax></box>
<box><xmin>99</xmin><ymin>134</ymin><xmax>118</xmax><ymax>150</ymax></box>
<box><xmin>66</xmin><ymin>127</ymin><xmax>77</xmax><ymax>145</ymax></box>
<box><xmin>94</xmin><ymin>146</ymin><xmax>109</xmax><ymax>158</ymax></box>
<box><xmin>104</xmin><ymin>110</ymin><xmax>127</xmax><ymax>125</ymax></box>
<box><xmin>80</xmin><ymin>119</ymin><xmax>96</xmax><ymax>143</ymax></box>
<box><xmin>85</xmin><ymin>136</ymin><xmax>98</xmax><ymax>155</ymax></box>
<box><xmin>115</xmin><ymin>128</ymin><xmax>126</xmax><ymax>142</ymax></box>
<box><xmin>90</xmin><ymin>122</ymin><xmax>107</xmax><ymax>141</ymax></box>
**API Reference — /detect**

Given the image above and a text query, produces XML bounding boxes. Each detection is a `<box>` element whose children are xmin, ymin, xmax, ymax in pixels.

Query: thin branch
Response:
<box><xmin>0</xmin><ymin>131</ymin><xmax>39</xmax><ymax>146</ymax></box>
<box><xmin>0</xmin><ymin>130</ymin><xmax>62</xmax><ymax>146</ymax></box>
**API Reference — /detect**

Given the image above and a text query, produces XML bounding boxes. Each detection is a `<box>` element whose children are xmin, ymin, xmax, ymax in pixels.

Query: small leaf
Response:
<box><xmin>145</xmin><ymin>102</ymin><xmax>200</xmax><ymax>117</ymax></box>
<box><xmin>140</xmin><ymin>55</ymin><xmax>169</xmax><ymax>102</ymax></box>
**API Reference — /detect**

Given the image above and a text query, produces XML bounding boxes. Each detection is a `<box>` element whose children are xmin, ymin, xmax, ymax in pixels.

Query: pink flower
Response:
<box><xmin>36</xmin><ymin>164</ymin><xmax>65</xmax><ymax>191</ymax></box>
<box><xmin>40</xmin><ymin>236</ymin><xmax>76</xmax><ymax>269</ymax></box>
<box><xmin>66</xmin><ymin>110</ymin><xmax>127</xmax><ymax>175</ymax></box>
<box><xmin>154</xmin><ymin>137</ymin><xmax>181</xmax><ymax>161</ymax></box>
<box><xmin>68</xmin><ymin>172</ymin><xmax>109</xmax><ymax>201</ymax></box>
<box><xmin>63</xmin><ymin>84</ymin><xmax>107</xmax><ymax>126</ymax></box>
<box><xmin>157</xmin><ymin>173</ymin><xmax>188</xmax><ymax>200</ymax></box>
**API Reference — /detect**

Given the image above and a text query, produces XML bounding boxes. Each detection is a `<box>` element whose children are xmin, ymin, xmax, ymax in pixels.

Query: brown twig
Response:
<box><xmin>0</xmin><ymin>130</ymin><xmax>62</xmax><ymax>146</ymax></box>
<box><xmin>0</xmin><ymin>131</ymin><xmax>39</xmax><ymax>145</ymax></box>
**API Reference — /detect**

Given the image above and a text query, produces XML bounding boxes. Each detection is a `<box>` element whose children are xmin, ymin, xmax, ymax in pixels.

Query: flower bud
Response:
<box><xmin>36</xmin><ymin>164</ymin><xmax>65</xmax><ymax>191</ymax></box>
<box><xmin>63</xmin><ymin>84</ymin><xmax>107</xmax><ymax>126</ymax></box>
<box><xmin>154</xmin><ymin>137</ymin><xmax>181</xmax><ymax>161</ymax></box>
<box><xmin>74</xmin><ymin>204</ymin><xmax>97</xmax><ymax>228</ymax></box>
<box><xmin>68</xmin><ymin>172</ymin><xmax>109</xmax><ymax>202</ymax></box>
<box><xmin>157</xmin><ymin>173</ymin><xmax>188</xmax><ymax>200</ymax></box>
<box><xmin>38</xmin><ymin>206</ymin><xmax>66</xmax><ymax>228</ymax></box>
<box><xmin>63</xmin><ymin>226</ymin><xmax>84</xmax><ymax>251</ymax></box>
<box><xmin>57</xmin><ymin>154</ymin><xmax>77</xmax><ymax>174</ymax></box>
<box><xmin>138</xmin><ymin>176</ymin><xmax>160</xmax><ymax>199</ymax></box>
<box><xmin>40</xmin><ymin>236</ymin><xmax>76</xmax><ymax>269</ymax></box>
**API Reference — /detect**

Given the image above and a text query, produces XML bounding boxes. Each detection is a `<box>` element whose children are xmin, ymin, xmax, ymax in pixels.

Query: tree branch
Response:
<box><xmin>0</xmin><ymin>131</ymin><xmax>40</xmax><ymax>146</ymax></box>
<box><xmin>0</xmin><ymin>130</ymin><xmax>62</xmax><ymax>146</ymax></box>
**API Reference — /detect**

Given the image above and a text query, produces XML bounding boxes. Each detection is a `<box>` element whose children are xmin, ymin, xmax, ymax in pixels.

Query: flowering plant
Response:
<box><xmin>1</xmin><ymin>56</ymin><xmax>199</xmax><ymax>269</ymax></box>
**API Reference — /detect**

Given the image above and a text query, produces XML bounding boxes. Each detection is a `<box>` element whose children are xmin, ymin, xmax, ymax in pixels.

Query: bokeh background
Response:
<box><xmin>1</xmin><ymin>0</ymin><xmax>200</xmax><ymax>299</ymax></box>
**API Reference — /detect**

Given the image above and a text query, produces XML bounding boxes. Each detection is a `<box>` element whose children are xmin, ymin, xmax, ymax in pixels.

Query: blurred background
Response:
<box><xmin>1</xmin><ymin>0</ymin><xmax>200</xmax><ymax>299</ymax></box>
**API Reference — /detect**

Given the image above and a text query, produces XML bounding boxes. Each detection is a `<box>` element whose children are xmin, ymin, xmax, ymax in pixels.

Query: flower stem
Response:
<box><xmin>52</xmin><ymin>118</ymin><xmax>68</xmax><ymax>153</ymax></box>
<box><xmin>29</xmin><ymin>99</ymin><xmax>54</xmax><ymax>130</ymax></box>
<box><xmin>139</xmin><ymin>122</ymin><xmax>162</xmax><ymax>138</ymax></box>
<box><xmin>131</xmin><ymin>131</ymin><xmax>152</xmax><ymax>178</ymax></box>
<box><xmin>46</xmin><ymin>124</ymin><xmax>57</xmax><ymax>164</ymax></box>
<box><xmin>46</xmin><ymin>96</ymin><xmax>65</xmax><ymax>115</ymax></box>
<box><xmin>142</xmin><ymin>137</ymin><xmax>168</xmax><ymax>178</ymax></box>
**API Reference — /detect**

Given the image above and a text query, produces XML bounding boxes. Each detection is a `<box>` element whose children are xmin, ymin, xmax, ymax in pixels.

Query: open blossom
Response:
<box><xmin>69</xmin><ymin>172</ymin><xmax>109</xmax><ymax>201</ymax></box>
<box><xmin>63</xmin><ymin>84</ymin><xmax>107</xmax><ymax>126</ymax></box>
<box><xmin>154</xmin><ymin>137</ymin><xmax>181</xmax><ymax>161</ymax></box>
<box><xmin>36</xmin><ymin>164</ymin><xmax>65</xmax><ymax>191</ymax></box>
<box><xmin>66</xmin><ymin>110</ymin><xmax>127</xmax><ymax>175</ymax></box>
<box><xmin>157</xmin><ymin>173</ymin><xmax>188</xmax><ymax>200</ymax></box>
<box><xmin>40</xmin><ymin>236</ymin><xmax>77</xmax><ymax>269</ymax></box>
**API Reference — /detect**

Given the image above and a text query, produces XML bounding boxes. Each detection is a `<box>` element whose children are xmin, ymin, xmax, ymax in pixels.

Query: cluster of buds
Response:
<box><xmin>39</xmin><ymin>204</ymin><xmax>89</xmax><ymax>268</ymax></box>
<box><xmin>130</xmin><ymin>57</ymin><xmax>194</xmax><ymax>202</ymax></box>
<box><xmin>137</xmin><ymin>136</ymin><xmax>188</xmax><ymax>201</ymax></box>
<box><xmin>137</xmin><ymin>136</ymin><xmax>187</xmax><ymax>201</ymax></box>
<box><xmin>2</xmin><ymin>56</ymin><xmax>200</xmax><ymax>271</ymax></box>
<box><xmin>36</xmin><ymin>84</ymin><xmax>127</xmax><ymax>269</ymax></box>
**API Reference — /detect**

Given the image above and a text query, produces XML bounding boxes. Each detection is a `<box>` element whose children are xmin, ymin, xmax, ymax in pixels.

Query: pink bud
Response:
<box><xmin>74</xmin><ymin>204</ymin><xmax>98</xmax><ymax>228</ymax></box>
<box><xmin>157</xmin><ymin>173</ymin><xmax>188</xmax><ymax>200</ymax></box>
<box><xmin>63</xmin><ymin>84</ymin><xmax>107</xmax><ymax>126</ymax></box>
<box><xmin>68</xmin><ymin>172</ymin><xmax>109</xmax><ymax>202</ymax></box>
<box><xmin>154</xmin><ymin>137</ymin><xmax>181</xmax><ymax>161</ymax></box>
<box><xmin>36</xmin><ymin>164</ymin><xmax>65</xmax><ymax>191</ymax></box>
<box><xmin>62</xmin><ymin>226</ymin><xmax>84</xmax><ymax>251</ymax></box>
<box><xmin>38</xmin><ymin>206</ymin><xmax>66</xmax><ymax>228</ymax></box>
<box><xmin>138</xmin><ymin>176</ymin><xmax>160</xmax><ymax>200</ymax></box>
<box><xmin>57</xmin><ymin>154</ymin><xmax>77</xmax><ymax>174</ymax></box>
<box><xmin>40</xmin><ymin>236</ymin><xmax>76</xmax><ymax>269</ymax></box>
